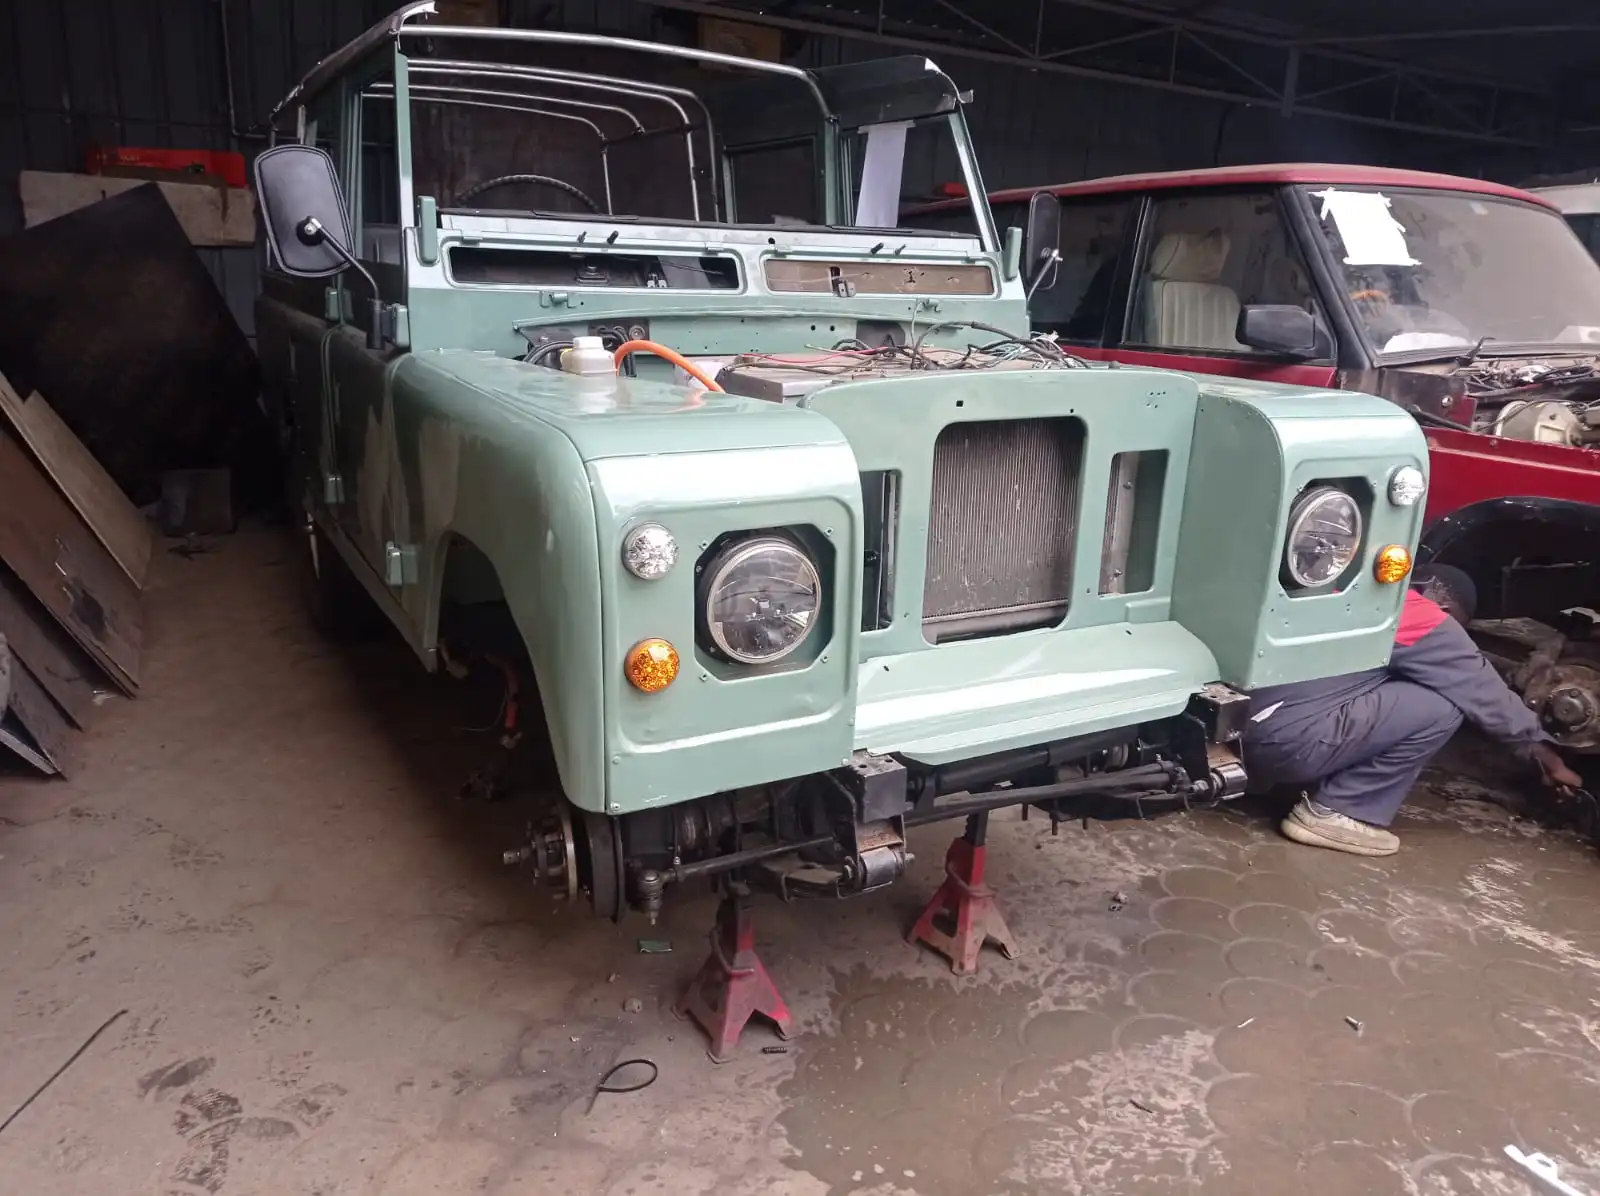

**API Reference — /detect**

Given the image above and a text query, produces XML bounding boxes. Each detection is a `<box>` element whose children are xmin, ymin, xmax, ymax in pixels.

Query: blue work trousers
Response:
<box><xmin>1247</xmin><ymin>680</ymin><xmax>1464</xmax><ymax>827</ymax></box>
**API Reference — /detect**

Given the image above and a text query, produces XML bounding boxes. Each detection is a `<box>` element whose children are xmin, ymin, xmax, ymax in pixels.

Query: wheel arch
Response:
<box><xmin>1419</xmin><ymin>496</ymin><xmax>1600</xmax><ymax>620</ymax></box>
<box><xmin>425</xmin><ymin>524</ymin><xmax>604</xmax><ymax>812</ymax></box>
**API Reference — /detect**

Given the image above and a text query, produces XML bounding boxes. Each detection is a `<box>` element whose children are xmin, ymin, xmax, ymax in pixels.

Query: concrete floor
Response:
<box><xmin>4</xmin><ymin>530</ymin><xmax>1600</xmax><ymax>1195</ymax></box>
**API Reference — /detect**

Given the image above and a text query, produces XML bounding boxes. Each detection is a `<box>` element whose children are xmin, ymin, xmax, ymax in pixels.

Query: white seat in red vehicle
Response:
<box><xmin>1143</xmin><ymin>230</ymin><xmax>1244</xmax><ymax>352</ymax></box>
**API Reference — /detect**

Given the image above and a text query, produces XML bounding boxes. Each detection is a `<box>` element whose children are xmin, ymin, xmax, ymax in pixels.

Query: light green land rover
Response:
<box><xmin>254</xmin><ymin>3</ymin><xmax>1430</xmax><ymax>923</ymax></box>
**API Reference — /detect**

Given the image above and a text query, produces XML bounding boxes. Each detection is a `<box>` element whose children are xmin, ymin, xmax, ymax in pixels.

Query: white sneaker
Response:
<box><xmin>1280</xmin><ymin>796</ymin><xmax>1399</xmax><ymax>857</ymax></box>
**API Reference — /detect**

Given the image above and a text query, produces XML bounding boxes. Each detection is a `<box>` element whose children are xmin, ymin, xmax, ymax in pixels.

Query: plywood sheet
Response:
<box><xmin>4</xmin><ymin>653</ymin><xmax>76</xmax><ymax>776</ymax></box>
<box><xmin>0</xmin><ymin>715</ymin><xmax>54</xmax><ymax>774</ymax></box>
<box><xmin>0</xmin><ymin>372</ymin><xmax>151</xmax><ymax>588</ymax></box>
<box><xmin>0</xmin><ymin>428</ymin><xmax>142</xmax><ymax>692</ymax></box>
<box><xmin>18</xmin><ymin>171</ymin><xmax>257</xmax><ymax>247</ymax></box>
<box><xmin>0</xmin><ymin>565</ymin><xmax>98</xmax><ymax>727</ymax></box>
<box><xmin>0</xmin><ymin>182</ymin><xmax>268</xmax><ymax>508</ymax></box>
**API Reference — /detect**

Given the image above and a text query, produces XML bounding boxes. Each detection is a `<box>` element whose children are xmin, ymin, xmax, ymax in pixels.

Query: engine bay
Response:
<box><xmin>1462</xmin><ymin>355</ymin><xmax>1600</xmax><ymax>446</ymax></box>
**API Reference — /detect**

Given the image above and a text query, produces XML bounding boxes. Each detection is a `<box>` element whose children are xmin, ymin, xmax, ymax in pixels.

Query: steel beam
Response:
<box><xmin>1298</xmin><ymin>24</ymin><xmax>1600</xmax><ymax>47</ymax></box>
<box><xmin>633</xmin><ymin>0</ymin><xmax>1555</xmax><ymax>146</ymax></box>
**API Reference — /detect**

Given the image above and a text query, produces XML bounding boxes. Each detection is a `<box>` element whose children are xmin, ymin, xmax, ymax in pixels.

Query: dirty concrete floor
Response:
<box><xmin>4</xmin><ymin>530</ymin><xmax>1600</xmax><ymax>1196</ymax></box>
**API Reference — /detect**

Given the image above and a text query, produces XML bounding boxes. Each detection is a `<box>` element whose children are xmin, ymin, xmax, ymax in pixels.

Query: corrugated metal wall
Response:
<box><xmin>0</xmin><ymin>0</ymin><xmax>1535</xmax><ymax>339</ymax></box>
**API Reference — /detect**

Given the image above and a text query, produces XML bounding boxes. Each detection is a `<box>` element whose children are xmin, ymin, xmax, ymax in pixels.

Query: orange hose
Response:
<box><xmin>613</xmin><ymin>339</ymin><xmax>725</xmax><ymax>392</ymax></box>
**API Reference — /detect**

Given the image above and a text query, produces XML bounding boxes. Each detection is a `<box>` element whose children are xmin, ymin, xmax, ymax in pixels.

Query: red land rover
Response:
<box><xmin>909</xmin><ymin>165</ymin><xmax>1600</xmax><ymax>751</ymax></box>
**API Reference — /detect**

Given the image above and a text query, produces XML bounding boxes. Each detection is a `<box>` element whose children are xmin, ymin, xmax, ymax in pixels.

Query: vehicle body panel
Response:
<box><xmin>257</xmin><ymin>11</ymin><xmax>1433</xmax><ymax>830</ymax></box>
<box><xmin>855</xmin><ymin>619</ymin><xmax>1217</xmax><ymax>762</ymax></box>
<box><xmin>984</xmin><ymin>163</ymin><xmax>1561</xmax><ymax>211</ymax></box>
<box><xmin>907</xmin><ymin>165</ymin><xmax>1600</xmax><ymax>626</ymax></box>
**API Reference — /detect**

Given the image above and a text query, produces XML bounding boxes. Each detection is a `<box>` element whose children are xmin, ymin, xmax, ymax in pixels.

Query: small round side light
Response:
<box><xmin>625</xmin><ymin>639</ymin><xmax>679</xmax><ymax>693</ymax></box>
<box><xmin>622</xmin><ymin>523</ymin><xmax>678</xmax><ymax>580</ymax></box>
<box><xmin>1388</xmin><ymin>465</ymin><xmax>1426</xmax><ymax>508</ymax></box>
<box><xmin>1374</xmin><ymin>544</ymin><xmax>1413</xmax><ymax>584</ymax></box>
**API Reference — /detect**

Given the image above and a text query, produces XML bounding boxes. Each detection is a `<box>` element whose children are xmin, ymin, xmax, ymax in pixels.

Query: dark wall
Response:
<box><xmin>1</xmin><ymin>0</ymin><xmax>1572</xmax><ymax>338</ymax></box>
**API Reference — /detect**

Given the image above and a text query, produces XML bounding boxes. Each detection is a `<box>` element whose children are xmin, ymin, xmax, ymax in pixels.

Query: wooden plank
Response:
<box><xmin>0</xmin><ymin>372</ymin><xmax>152</xmax><ymax>589</ymax></box>
<box><xmin>18</xmin><ymin>170</ymin><xmax>257</xmax><ymax>248</ymax></box>
<box><xmin>0</xmin><ymin>565</ymin><xmax>98</xmax><ymax>727</ymax></box>
<box><xmin>0</xmin><ymin>428</ymin><xmax>142</xmax><ymax>692</ymax></box>
<box><xmin>0</xmin><ymin>715</ymin><xmax>55</xmax><ymax>775</ymax></box>
<box><xmin>0</xmin><ymin>184</ymin><xmax>269</xmax><ymax>510</ymax></box>
<box><xmin>4</xmin><ymin>653</ymin><xmax>77</xmax><ymax>776</ymax></box>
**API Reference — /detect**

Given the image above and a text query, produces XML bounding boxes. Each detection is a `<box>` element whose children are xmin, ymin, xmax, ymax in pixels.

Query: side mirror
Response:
<box><xmin>1023</xmin><ymin>191</ymin><xmax>1063</xmax><ymax>294</ymax></box>
<box><xmin>253</xmin><ymin>144</ymin><xmax>385</xmax><ymax>350</ymax></box>
<box><xmin>254</xmin><ymin>144</ymin><xmax>354</xmax><ymax>277</ymax></box>
<box><xmin>1236</xmin><ymin>305</ymin><xmax>1332</xmax><ymax>360</ymax></box>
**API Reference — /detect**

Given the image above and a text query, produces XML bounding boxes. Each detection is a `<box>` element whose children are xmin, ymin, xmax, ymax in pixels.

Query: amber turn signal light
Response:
<box><xmin>1374</xmin><ymin>544</ymin><xmax>1412</xmax><ymax>584</ymax></box>
<box><xmin>625</xmin><ymin>639</ymin><xmax>680</xmax><ymax>693</ymax></box>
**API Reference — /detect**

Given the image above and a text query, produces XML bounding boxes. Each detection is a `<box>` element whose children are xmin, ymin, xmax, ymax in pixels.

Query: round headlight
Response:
<box><xmin>622</xmin><ymin>523</ymin><xmax>678</xmax><ymax>580</ymax></box>
<box><xmin>1388</xmin><ymin>465</ymin><xmax>1427</xmax><ymax>508</ymax></box>
<box><xmin>1285</xmin><ymin>487</ymin><xmax>1363</xmax><ymax>589</ymax></box>
<box><xmin>702</xmin><ymin>536</ymin><xmax>822</xmax><ymax>665</ymax></box>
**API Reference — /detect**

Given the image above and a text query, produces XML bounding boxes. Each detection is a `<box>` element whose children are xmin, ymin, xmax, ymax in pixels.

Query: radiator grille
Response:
<box><xmin>923</xmin><ymin>417</ymin><xmax>1085</xmax><ymax>640</ymax></box>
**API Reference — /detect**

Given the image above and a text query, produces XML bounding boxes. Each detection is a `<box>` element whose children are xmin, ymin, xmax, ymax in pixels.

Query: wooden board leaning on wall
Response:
<box><xmin>0</xmin><ymin>371</ymin><xmax>152</xmax><ymax>589</ymax></box>
<box><xmin>0</xmin><ymin>428</ymin><xmax>142</xmax><ymax>693</ymax></box>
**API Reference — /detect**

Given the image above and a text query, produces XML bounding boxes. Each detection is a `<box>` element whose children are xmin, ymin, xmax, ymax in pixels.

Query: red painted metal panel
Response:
<box><xmin>85</xmin><ymin>145</ymin><xmax>249</xmax><ymax>189</ymax></box>
<box><xmin>909</xmin><ymin>165</ymin><xmax>1556</xmax><ymax>218</ymax></box>
<box><xmin>998</xmin><ymin>165</ymin><xmax>1554</xmax><ymax>209</ymax></box>
<box><xmin>1422</xmin><ymin>428</ymin><xmax>1600</xmax><ymax>525</ymax></box>
<box><xmin>1070</xmin><ymin>344</ymin><xmax>1338</xmax><ymax>388</ymax></box>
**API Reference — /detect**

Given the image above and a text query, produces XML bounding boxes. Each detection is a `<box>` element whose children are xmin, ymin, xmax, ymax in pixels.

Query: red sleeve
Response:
<box><xmin>1395</xmin><ymin>590</ymin><xmax>1450</xmax><ymax>647</ymax></box>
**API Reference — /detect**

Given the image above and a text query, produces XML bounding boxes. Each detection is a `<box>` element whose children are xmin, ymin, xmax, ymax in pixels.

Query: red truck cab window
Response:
<box><xmin>1125</xmin><ymin>191</ymin><xmax>1328</xmax><ymax>364</ymax></box>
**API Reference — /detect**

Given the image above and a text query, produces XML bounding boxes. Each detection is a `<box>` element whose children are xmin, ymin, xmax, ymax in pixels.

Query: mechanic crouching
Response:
<box><xmin>1245</xmin><ymin>565</ymin><xmax>1583</xmax><ymax>857</ymax></box>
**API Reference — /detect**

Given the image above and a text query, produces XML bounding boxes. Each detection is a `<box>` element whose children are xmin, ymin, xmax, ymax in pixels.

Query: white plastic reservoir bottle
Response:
<box><xmin>560</xmin><ymin>335</ymin><xmax>617</xmax><ymax>377</ymax></box>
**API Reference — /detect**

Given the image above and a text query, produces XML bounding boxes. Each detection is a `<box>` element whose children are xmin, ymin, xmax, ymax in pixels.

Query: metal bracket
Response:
<box><xmin>832</xmin><ymin>751</ymin><xmax>909</xmax><ymax>823</ymax></box>
<box><xmin>385</xmin><ymin>541</ymin><xmax>419</xmax><ymax>586</ymax></box>
<box><xmin>371</xmin><ymin>303</ymin><xmax>411</xmax><ymax>350</ymax></box>
<box><xmin>1187</xmin><ymin>683</ymin><xmax>1253</xmax><ymax>743</ymax></box>
<box><xmin>322</xmin><ymin>473</ymin><xmax>345</xmax><ymax>505</ymax></box>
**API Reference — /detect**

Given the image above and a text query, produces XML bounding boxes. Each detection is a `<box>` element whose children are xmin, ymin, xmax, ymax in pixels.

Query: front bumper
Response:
<box><xmin>854</xmin><ymin>620</ymin><xmax>1222</xmax><ymax>764</ymax></box>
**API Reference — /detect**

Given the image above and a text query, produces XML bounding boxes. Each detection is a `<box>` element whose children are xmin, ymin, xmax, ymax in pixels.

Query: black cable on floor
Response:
<box><xmin>0</xmin><ymin>1008</ymin><xmax>128</xmax><ymax>1138</ymax></box>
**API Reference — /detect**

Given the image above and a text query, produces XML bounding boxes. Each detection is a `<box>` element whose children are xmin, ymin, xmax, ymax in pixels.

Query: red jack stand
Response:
<box><xmin>908</xmin><ymin>812</ymin><xmax>1019</xmax><ymax>974</ymax></box>
<box><xmin>676</xmin><ymin>883</ymin><xmax>793</xmax><ymax>1062</ymax></box>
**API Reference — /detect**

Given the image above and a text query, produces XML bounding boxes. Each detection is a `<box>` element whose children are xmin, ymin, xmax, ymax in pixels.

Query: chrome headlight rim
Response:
<box><xmin>701</xmin><ymin>534</ymin><xmax>823</xmax><ymax>666</ymax></box>
<box><xmin>621</xmin><ymin>522</ymin><xmax>679</xmax><ymax>580</ymax></box>
<box><xmin>1284</xmin><ymin>485</ymin><xmax>1364</xmax><ymax>590</ymax></box>
<box><xmin>1387</xmin><ymin>464</ymin><xmax>1427</xmax><ymax>508</ymax></box>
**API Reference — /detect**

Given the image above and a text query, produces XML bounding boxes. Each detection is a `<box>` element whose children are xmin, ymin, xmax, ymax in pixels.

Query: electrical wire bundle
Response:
<box><xmin>1463</xmin><ymin>358</ymin><xmax>1600</xmax><ymax>401</ymax></box>
<box><xmin>720</xmin><ymin>321</ymin><xmax>1086</xmax><ymax>382</ymax></box>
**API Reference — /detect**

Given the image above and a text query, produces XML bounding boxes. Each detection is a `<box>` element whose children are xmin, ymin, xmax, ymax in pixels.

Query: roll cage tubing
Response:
<box><xmin>270</xmin><ymin>1</ymin><xmax>999</xmax><ymax>247</ymax></box>
<box><xmin>366</xmin><ymin>80</ymin><xmax>638</xmax><ymax>215</ymax></box>
<box><xmin>404</xmin><ymin>61</ymin><xmax>708</xmax><ymax>221</ymax></box>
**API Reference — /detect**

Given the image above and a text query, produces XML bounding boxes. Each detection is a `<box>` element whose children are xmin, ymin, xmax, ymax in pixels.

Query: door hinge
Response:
<box><xmin>322</xmin><ymin>473</ymin><xmax>345</xmax><ymax>504</ymax></box>
<box><xmin>385</xmin><ymin>541</ymin><xmax>419</xmax><ymax>586</ymax></box>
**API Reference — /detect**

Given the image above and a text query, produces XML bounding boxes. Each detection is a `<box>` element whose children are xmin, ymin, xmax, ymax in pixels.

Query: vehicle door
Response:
<box><xmin>325</xmin><ymin>64</ymin><xmax>406</xmax><ymax>576</ymax></box>
<box><xmin>1103</xmin><ymin>188</ymin><xmax>1338</xmax><ymax>386</ymax></box>
<box><xmin>264</xmin><ymin>87</ymin><xmax>346</xmax><ymax>514</ymax></box>
<box><xmin>996</xmin><ymin>194</ymin><xmax>1139</xmax><ymax>351</ymax></box>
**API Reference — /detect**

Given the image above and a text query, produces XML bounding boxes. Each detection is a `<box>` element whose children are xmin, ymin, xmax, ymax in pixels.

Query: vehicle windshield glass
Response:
<box><xmin>1300</xmin><ymin>185</ymin><xmax>1600</xmax><ymax>356</ymax></box>
<box><xmin>389</xmin><ymin>37</ymin><xmax>988</xmax><ymax>236</ymax></box>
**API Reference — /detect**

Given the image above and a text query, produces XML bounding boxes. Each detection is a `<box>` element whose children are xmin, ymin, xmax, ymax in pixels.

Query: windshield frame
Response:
<box><xmin>281</xmin><ymin>7</ymin><xmax>1001</xmax><ymax>249</ymax></box>
<box><xmin>1293</xmin><ymin>183</ymin><xmax>1600</xmax><ymax>364</ymax></box>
